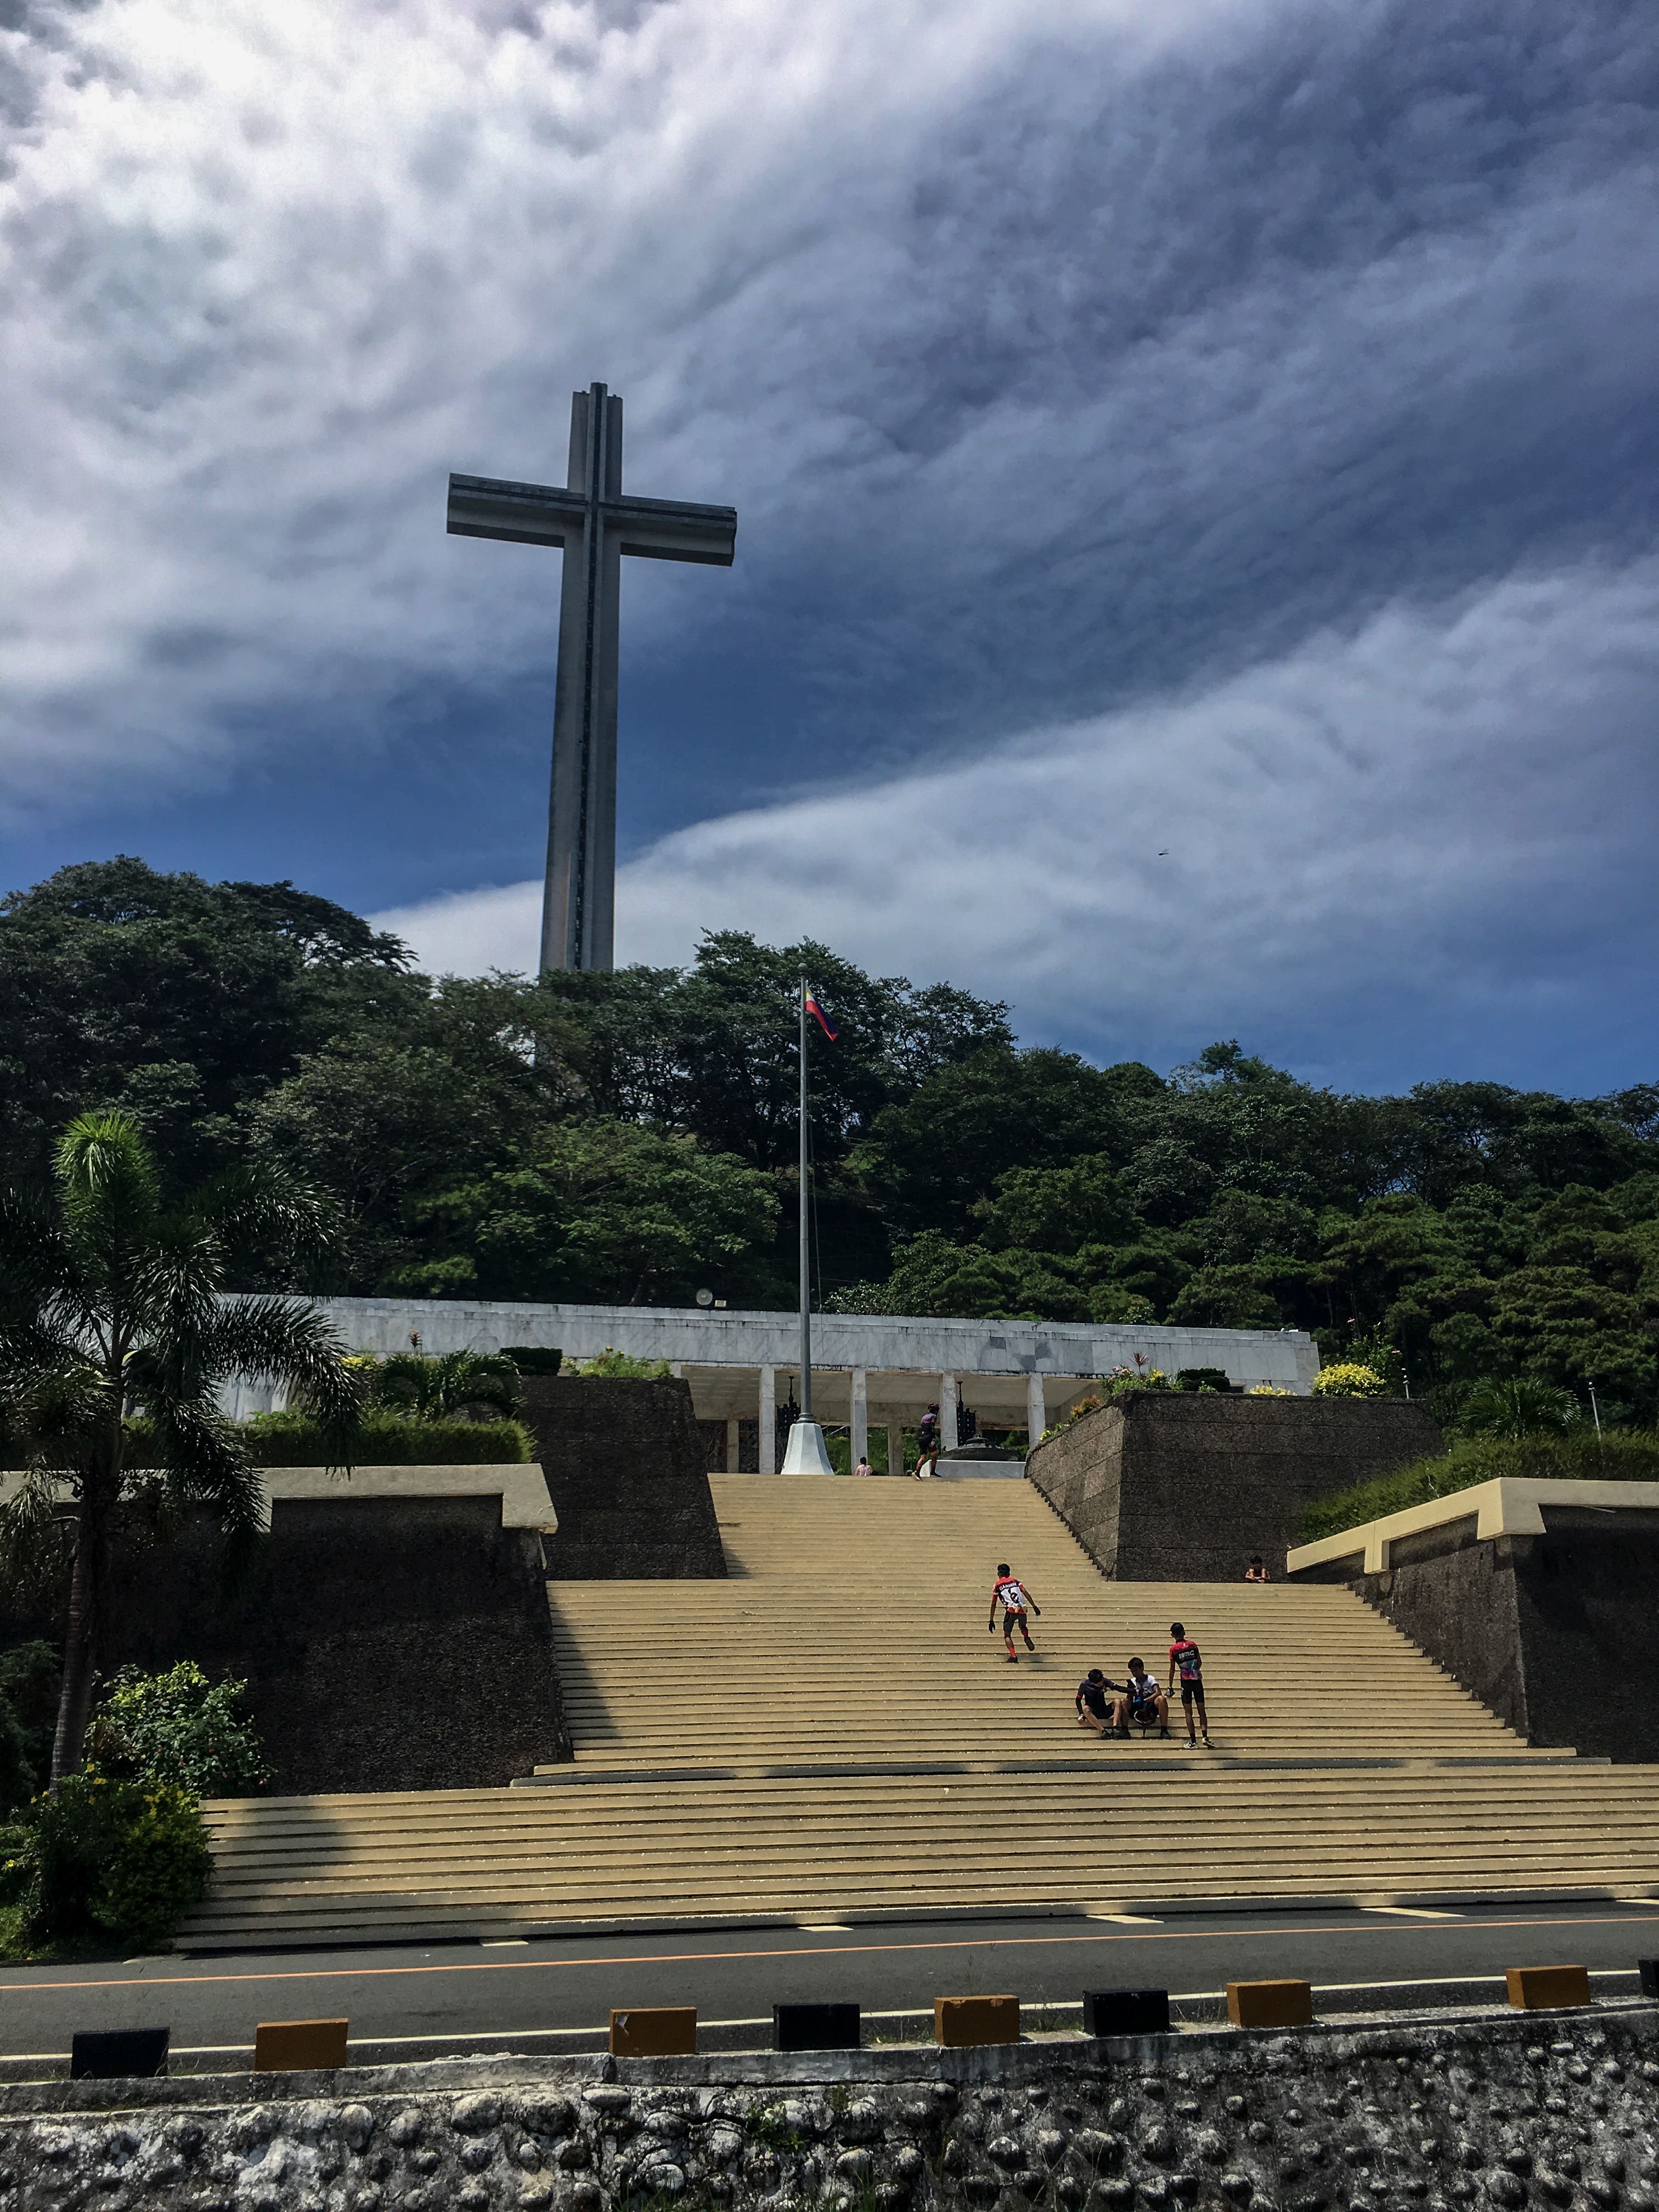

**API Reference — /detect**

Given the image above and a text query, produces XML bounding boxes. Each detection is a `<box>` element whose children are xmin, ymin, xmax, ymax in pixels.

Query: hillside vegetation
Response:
<box><xmin>4</xmin><ymin>857</ymin><xmax>1656</xmax><ymax>1430</ymax></box>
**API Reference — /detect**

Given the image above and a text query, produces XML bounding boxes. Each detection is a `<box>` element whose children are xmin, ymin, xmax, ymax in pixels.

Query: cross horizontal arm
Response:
<box><xmin>606</xmin><ymin>494</ymin><xmax>737</xmax><ymax>567</ymax></box>
<box><xmin>447</xmin><ymin>473</ymin><xmax>587</xmax><ymax>548</ymax></box>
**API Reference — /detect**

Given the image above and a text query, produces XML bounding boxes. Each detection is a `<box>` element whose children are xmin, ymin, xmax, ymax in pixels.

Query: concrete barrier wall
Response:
<box><xmin>1026</xmin><ymin>1394</ymin><xmax>1444</xmax><ymax>1581</ymax></box>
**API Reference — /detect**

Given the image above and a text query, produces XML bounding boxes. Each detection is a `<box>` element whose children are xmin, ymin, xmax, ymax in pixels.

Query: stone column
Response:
<box><xmin>887</xmin><ymin>1423</ymin><xmax>905</xmax><ymax>1479</ymax></box>
<box><xmin>850</xmin><ymin>1369</ymin><xmax>868</xmax><ymax>1468</ymax></box>
<box><xmin>725</xmin><ymin>1416</ymin><xmax>741</xmax><ymax>1474</ymax></box>
<box><xmin>940</xmin><ymin>1373</ymin><xmax>958</xmax><ymax>1452</ymax></box>
<box><xmin>758</xmin><ymin>1366</ymin><xmax>776</xmax><ymax>1475</ymax></box>
<box><xmin>1027</xmin><ymin>1370</ymin><xmax>1046</xmax><ymax>1451</ymax></box>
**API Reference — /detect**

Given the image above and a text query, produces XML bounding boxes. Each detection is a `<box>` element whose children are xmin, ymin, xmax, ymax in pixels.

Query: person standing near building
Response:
<box><xmin>989</xmin><ymin>1562</ymin><xmax>1040</xmax><ymax>1662</ymax></box>
<box><xmin>917</xmin><ymin>1403</ymin><xmax>940</xmax><ymax>1477</ymax></box>
<box><xmin>1167</xmin><ymin>1621</ymin><xmax>1211</xmax><ymax>1746</ymax></box>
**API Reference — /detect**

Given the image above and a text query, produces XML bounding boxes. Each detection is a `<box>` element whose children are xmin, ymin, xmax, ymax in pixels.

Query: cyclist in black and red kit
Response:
<box><xmin>1167</xmin><ymin>1621</ymin><xmax>1211</xmax><ymax>1747</ymax></box>
<box><xmin>989</xmin><ymin>1563</ymin><xmax>1040</xmax><ymax>1662</ymax></box>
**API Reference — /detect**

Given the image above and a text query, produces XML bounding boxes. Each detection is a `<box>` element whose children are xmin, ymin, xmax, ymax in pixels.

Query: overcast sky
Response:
<box><xmin>3</xmin><ymin>0</ymin><xmax>1657</xmax><ymax>1093</ymax></box>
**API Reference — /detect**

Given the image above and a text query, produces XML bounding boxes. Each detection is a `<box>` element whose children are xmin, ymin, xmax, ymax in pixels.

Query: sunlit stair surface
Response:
<box><xmin>181</xmin><ymin>1473</ymin><xmax>1659</xmax><ymax>1949</ymax></box>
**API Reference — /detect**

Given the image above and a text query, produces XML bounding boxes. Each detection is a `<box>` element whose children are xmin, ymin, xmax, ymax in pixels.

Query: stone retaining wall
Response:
<box><xmin>1026</xmin><ymin>1397</ymin><xmax>1444</xmax><ymax>1581</ymax></box>
<box><xmin>1294</xmin><ymin>1509</ymin><xmax>1659</xmax><ymax>1764</ymax></box>
<box><xmin>520</xmin><ymin>1377</ymin><xmax>727</xmax><ymax>1578</ymax></box>
<box><xmin>2</xmin><ymin>2004</ymin><xmax>1654</xmax><ymax>2210</ymax></box>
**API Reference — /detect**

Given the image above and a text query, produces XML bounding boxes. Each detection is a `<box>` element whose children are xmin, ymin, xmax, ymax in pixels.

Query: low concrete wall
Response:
<box><xmin>101</xmin><ymin>1493</ymin><xmax>571</xmax><ymax>1792</ymax></box>
<box><xmin>520</xmin><ymin>1376</ymin><xmax>728</xmax><ymax>1578</ymax></box>
<box><xmin>1297</xmin><ymin>1504</ymin><xmax>1659</xmax><ymax>1763</ymax></box>
<box><xmin>0</xmin><ymin>2005</ymin><xmax>1651</xmax><ymax>2208</ymax></box>
<box><xmin>1027</xmin><ymin>1393</ymin><xmax>1444</xmax><ymax>1581</ymax></box>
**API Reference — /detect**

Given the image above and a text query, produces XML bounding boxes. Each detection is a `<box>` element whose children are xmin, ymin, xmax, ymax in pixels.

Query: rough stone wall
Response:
<box><xmin>1322</xmin><ymin>1511</ymin><xmax>1659</xmax><ymax>1764</ymax></box>
<box><xmin>1027</xmin><ymin>1397</ymin><xmax>1444</xmax><ymax>1582</ymax></box>
<box><xmin>520</xmin><ymin>1378</ymin><xmax>727</xmax><ymax>1578</ymax></box>
<box><xmin>0</xmin><ymin>2007</ymin><xmax>1655</xmax><ymax>2210</ymax></box>
<box><xmin>101</xmin><ymin>1496</ymin><xmax>572</xmax><ymax>1792</ymax></box>
<box><xmin>1305</xmin><ymin>1520</ymin><xmax>1528</xmax><ymax>1739</ymax></box>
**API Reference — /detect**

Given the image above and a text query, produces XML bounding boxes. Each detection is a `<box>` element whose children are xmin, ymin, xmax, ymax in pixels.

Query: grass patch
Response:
<box><xmin>1297</xmin><ymin>1427</ymin><xmax>1659</xmax><ymax>1544</ymax></box>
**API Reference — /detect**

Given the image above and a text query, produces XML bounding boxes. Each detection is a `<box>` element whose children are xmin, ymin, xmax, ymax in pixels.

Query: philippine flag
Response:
<box><xmin>804</xmin><ymin>987</ymin><xmax>839</xmax><ymax>1041</ymax></box>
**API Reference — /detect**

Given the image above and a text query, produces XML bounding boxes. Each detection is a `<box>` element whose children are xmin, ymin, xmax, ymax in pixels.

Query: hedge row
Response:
<box><xmin>241</xmin><ymin>1409</ymin><xmax>534</xmax><ymax>1466</ymax></box>
<box><xmin>1296</xmin><ymin>1426</ymin><xmax>1659</xmax><ymax>1544</ymax></box>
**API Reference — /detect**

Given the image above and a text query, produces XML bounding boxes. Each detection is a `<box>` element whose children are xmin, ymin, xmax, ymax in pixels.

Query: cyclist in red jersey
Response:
<box><xmin>1167</xmin><ymin>1621</ymin><xmax>1211</xmax><ymax>1746</ymax></box>
<box><xmin>989</xmin><ymin>1563</ymin><xmax>1040</xmax><ymax>1662</ymax></box>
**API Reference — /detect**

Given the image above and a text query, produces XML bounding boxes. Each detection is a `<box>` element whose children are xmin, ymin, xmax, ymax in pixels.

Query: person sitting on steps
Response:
<box><xmin>989</xmin><ymin>1562</ymin><xmax>1040</xmax><ymax>1662</ymax></box>
<box><xmin>1110</xmin><ymin>1657</ymin><xmax>1171</xmax><ymax>1739</ymax></box>
<box><xmin>1244</xmin><ymin>1555</ymin><xmax>1272</xmax><ymax>1583</ymax></box>
<box><xmin>1075</xmin><ymin>1668</ymin><xmax>1113</xmax><ymax>1736</ymax></box>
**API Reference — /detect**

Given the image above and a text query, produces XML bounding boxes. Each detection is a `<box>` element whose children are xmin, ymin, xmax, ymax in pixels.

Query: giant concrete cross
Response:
<box><xmin>448</xmin><ymin>383</ymin><xmax>737</xmax><ymax>973</ymax></box>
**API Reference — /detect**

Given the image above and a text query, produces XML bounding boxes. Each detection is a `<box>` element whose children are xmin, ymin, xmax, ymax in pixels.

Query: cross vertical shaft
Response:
<box><xmin>548</xmin><ymin>385</ymin><xmax>622</xmax><ymax>973</ymax></box>
<box><xmin>447</xmin><ymin>383</ymin><xmax>737</xmax><ymax>973</ymax></box>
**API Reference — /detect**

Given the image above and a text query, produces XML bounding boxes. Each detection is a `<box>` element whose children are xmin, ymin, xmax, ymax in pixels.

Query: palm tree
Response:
<box><xmin>1457</xmin><ymin>1375</ymin><xmax>1581</xmax><ymax>1441</ymax></box>
<box><xmin>0</xmin><ymin>1112</ymin><xmax>359</xmax><ymax>1783</ymax></box>
<box><xmin>370</xmin><ymin>1350</ymin><xmax>521</xmax><ymax>1423</ymax></box>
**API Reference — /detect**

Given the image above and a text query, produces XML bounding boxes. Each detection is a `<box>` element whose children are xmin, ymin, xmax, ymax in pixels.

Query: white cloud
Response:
<box><xmin>377</xmin><ymin>556</ymin><xmax>1659</xmax><ymax>1069</ymax></box>
<box><xmin>6</xmin><ymin>0</ymin><xmax>1659</xmax><ymax>832</ymax></box>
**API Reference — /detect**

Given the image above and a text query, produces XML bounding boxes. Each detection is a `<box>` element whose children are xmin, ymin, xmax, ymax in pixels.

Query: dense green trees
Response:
<box><xmin>4</xmin><ymin>857</ymin><xmax>1657</xmax><ymax>1427</ymax></box>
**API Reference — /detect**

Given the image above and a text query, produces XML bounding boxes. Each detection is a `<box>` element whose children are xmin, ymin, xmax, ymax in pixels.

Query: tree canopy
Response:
<box><xmin>5</xmin><ymin>856</ymin><xmax>1657</xmax><ymax>1426</ymax></box>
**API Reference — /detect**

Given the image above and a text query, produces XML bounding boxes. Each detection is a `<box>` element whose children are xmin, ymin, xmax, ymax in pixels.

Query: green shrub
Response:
<box><xmin>14</xmin><ymin>1769</ymin><xmax>211</xmax><ymax>1951</ymax></box>
<box><xmin>86</xmin><ymin>1662</ymin><xmax>267</xmax><ymax>1797</ymax></box>
<box><xmin>0</xmin><ymin>1643</ymin><xmax>58</xmax><ymax>1811</ymax></box>
<box><xmin>1311</xmin><ymin>1362</ymin><xmax>1389</xmax><ymax>1398</ymax></box>
<box><xmin>1456</xmin><ymin>1376</ymin><xmax>1580</xmax><ymax>1440</ymax></box>
<box><xmin>242</xmin><ymin>1408</ymin><xmax>532</xmax><ymax>1465</ymax></box>
<box><xmin>569</xmin><ymin>1347</ymin><xmax>671</xmax><ymax>1379</ymax></box>
<box><xmin>1098</xmin><ymin>1365</ymin><xmax>1179</xmax><ymax>1400</ymax></box>
<box><xmin>502</xmin><ymin>1347</ymin><xmax>563</xmax><ymax>1376</ymax></box>
<box><xmin>1177</xmin><ymin>1368</ymin><xmax>1232</xmax><ymax>1393</ymax></box>
<box><xmin>1297</xmin><ymin>1427</ymin><xmax>1659</xmax><ymax>1543</ymax></box>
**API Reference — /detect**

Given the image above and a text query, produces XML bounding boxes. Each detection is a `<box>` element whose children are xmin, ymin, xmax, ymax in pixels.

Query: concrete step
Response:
<box><xmin>178</xmin><ymin>1470</ymin><xmax>1659</xmax><ymax>1947</ymax></box>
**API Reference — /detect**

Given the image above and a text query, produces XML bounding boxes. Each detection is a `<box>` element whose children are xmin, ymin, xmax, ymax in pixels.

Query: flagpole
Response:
<box><xmin>780</xmin><ymin>977</ymin><xmax>832</xmax><ymax>1476</ymax></box>
<box><xmin>798</xmin><ymin>974</ymin><xmax>812</xmax><ymax>1421</ymax></box>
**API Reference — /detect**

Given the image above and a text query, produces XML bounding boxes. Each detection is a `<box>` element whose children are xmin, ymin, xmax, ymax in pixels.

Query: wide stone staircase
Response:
<box><xmin>180</xmin><ymin>1473</ymin><xmax>1659</xmax><ymax>1950</ymax></box>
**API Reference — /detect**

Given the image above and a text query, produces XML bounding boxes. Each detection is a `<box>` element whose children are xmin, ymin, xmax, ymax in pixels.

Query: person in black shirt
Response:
<box><xmin>1075</xmin><ymin>1668</ymin><xmax>1114</xmax><ymax>1737</ymax></box>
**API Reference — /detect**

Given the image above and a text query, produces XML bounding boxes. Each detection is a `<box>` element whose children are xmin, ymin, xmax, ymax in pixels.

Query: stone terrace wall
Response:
<box><xmin>1</xmin><ymin>2005</ymin><xmax>1654</xmax><ymax>2209</ymax></box>
<box><xmin>101</xmin><ymin>1496</ymin><xmax>571</xmax><ymax>1792</ymax></box>
<box><xmin>521</xmin><ymin>1376</ymin><xmax>727</xmax><ymax>1578</ymax></box>
<box><xmin>1297</xmin><ymin>1507</ymin><xmax>1659</xmax><ymax>1764</ymax></box>
<box><xmin>1028</xmin><ymin>1395</ymin><xmax>1444</xmax><ymax>1581</ymax></box>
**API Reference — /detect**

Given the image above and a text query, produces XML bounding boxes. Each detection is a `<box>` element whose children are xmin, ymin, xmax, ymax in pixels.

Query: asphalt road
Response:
<box><xmin>1</xmin><ymin>1902</ymin><xmax>1656</xmax><ymax>2067</ymax></box>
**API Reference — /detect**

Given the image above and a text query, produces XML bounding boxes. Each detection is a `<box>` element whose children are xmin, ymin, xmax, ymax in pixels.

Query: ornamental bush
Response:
<box><xmin>569</xmin><ymin>1347</ymin><xmax>672</xmax><ymax>1379</ymax></box>
<box><xmin>242</xmin><ymin>1408</ymin><xmax>532</xmax><ymax>1465</ymax></box>
<box><xmin>14</xmin><ymin>1768</ymin><xmax>211</xmax><ymax>1951</ymax></box>
<box><xmin>1098</xmin><ymin>1365</ymin><xmax>1180</xmax><ymax>1399</ymax></box>
<box><xmin>1311</xmin><ymin>1362</ymin><xmax>1388</xmax><ymax>1398</ymax></box>
<box><xmin>86</xmin><ymin>1662</ymin><xmax>267</xmax><ymax>1797</ymax></box>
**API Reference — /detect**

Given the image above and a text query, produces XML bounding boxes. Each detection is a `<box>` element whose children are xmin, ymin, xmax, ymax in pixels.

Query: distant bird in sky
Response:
<box><xmin>1157</xmin><ymin>849</ymin><xmax>1169</xmax><ymax>856</ymax></box>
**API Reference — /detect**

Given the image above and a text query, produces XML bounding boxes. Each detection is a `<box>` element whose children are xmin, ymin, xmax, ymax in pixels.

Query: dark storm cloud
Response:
<box><xmin>4</xmin><ymin>0</ymin><xmax>1657</xmax><ymax>1085</ymax></box>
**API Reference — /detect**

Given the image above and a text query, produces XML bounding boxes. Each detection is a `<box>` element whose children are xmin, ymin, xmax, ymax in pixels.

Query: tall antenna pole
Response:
<box><xmin>799</xmin><ymin>974</ymin><xmax>812</xmax><ymax>1420</ymax></box>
